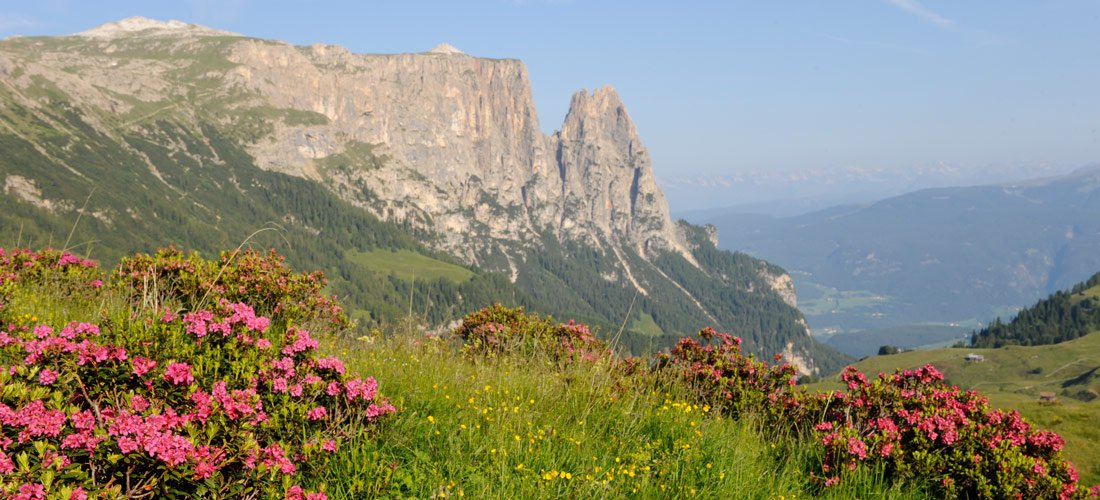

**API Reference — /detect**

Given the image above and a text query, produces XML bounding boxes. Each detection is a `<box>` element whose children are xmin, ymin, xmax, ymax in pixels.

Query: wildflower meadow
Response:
<box><xmin>0</xmin><ymin>247</ymin><xmax>1095</xmax><ymax>498</ymax></box>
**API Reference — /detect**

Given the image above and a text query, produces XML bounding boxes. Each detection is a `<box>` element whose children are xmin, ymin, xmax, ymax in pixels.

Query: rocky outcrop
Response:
<box><xmin>549</xmin><ymin>87</ymin><xmax>686</xmax><ymax>257</ymax></box>
<box><xmin>220</xmin><ymin>39</ymin><xmax>690</xmax><ymax>268</ymax></box>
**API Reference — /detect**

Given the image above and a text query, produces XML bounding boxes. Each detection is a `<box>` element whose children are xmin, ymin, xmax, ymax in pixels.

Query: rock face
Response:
<box><xmin>221</xmin><ymin>38</ymin><xmax>690</xmax><ymax>269</ymax></box>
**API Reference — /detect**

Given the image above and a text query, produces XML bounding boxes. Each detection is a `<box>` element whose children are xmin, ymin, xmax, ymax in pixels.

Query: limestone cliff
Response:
<box><xmin>220</xmin><ymin>38</ymin><xmax>691</xmax><ymax>270</ymax></box>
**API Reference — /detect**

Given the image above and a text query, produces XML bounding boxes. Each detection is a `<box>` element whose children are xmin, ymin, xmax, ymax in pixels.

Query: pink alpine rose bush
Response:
<box><xmin>0</xmin><ymin>248</ymin><xmax>100</xmax><ymax>317</ymax></box>
<box><xmin>656</xmin><ymin>326</ymin><xmax>1093</xmax><ymax>499</ymax></box>
<box><xmin>454</xmin><ymin>304</ymin><xmax>609</xmax><ymax>362</ymax></box>
<box><xmin>115</xmin><ymin>247</ymin><xmax>348</xmax><ymax>332</ymax></box>
<box><xmin>811</xmin><ymin>365</ymin><xmax>1086</xmax><ymax>499</ymax></box>
<box><xmin>656</xmin><ymin>327</ymin><xmax>803</xmax><ymax>421</ymax></box>
<box><xmin>0</xmin><ymin>248</ymin><xmax>393</xmax><ymax>498</ymax></box>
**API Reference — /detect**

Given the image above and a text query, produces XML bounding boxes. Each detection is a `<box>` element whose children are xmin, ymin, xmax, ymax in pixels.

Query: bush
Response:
<box><xmin>656</xmin><ymin>328</ymin><xmax>803</xmax><ymax>421</ymax></box>
<box><xmin>654</xmin><ymin>327</ymin><xmax>1093</xmax><ymax>499</ymax></box>
<box><xmin>813</xmin><ymin>366</ymin><xmax>1083</xmax><ymax>498</ymax></box>
<box><xmin>454</xmin><ymin>304</ymin><xmax>609</xmax><ymax>362</ymax></box>
<box><xmin>115</xmin><ymin>247</ymin><xmax>348</xmax><ymax>332</ymax></box>
<box><xmin>0</xmin><ymin>248</ymin><xmax>393</xmax><ymax>498</ymax></box>
<box><xmin>877</xmin><ymin>345</ymin><xmax>901</xmax><ymax>356</ymax></box>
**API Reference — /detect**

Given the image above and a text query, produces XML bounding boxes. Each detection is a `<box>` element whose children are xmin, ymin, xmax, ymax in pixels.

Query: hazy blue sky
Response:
<box><xmin>2</xmin><ymin>1</ymin><xmax>1098</xmax><ymax>197</ymax></box>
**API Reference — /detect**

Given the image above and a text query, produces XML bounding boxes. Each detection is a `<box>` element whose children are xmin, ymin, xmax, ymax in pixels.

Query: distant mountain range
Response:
<box><xmin>663</xmin><ymin>162</ymin><xmax>1084</xmax><ymax>214</ymax></box>
<box><xmin>0</xmin><ymin>18</ymin><xmax>849</xmax><ymax>373</ymax></box>
<box><xmin>690</xmin><ymin>166</ymin><xmax>1100</xmax><ymax>354</ymax></box>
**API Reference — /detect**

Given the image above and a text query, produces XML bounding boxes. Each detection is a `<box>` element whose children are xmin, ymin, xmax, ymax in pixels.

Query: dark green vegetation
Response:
<box><xmin>512</xmin><ymin>227</ymin><xmax>851</xmax><ymax>372</ymax></box>
<box><xmin>694</xmin><ymin>167</ymin><xmax>1100</xmax><ymax>353</ymax></box>
<box><xmin>0</xmin><ymin>33</ymin><xmax>849</xmax><ymax>372</ymax></box>
<box><xmin>973</xmin><ymin>271</ymin><xmax>1100</xmax><ymax>348</ymax></box>
<box><xmin>818</xmin><ymin>331</ymin><xmax>1100</xmax><ymax>485</ymax></box>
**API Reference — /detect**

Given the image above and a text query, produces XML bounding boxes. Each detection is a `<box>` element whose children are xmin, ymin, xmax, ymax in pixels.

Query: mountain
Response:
<box><xmin>0</xmin><ymin>18</ymin><xmax>849</xmax><ymax>373</ymax></box>
<box><xmin>692</xmin><ymin>167</ymin><xmax>1100</xmax><ymax>352</ymax></box>
<box><xmin>972</xmin><ymin>271</ymin><xmax>1100</xmax><ymax>347</ymax></box>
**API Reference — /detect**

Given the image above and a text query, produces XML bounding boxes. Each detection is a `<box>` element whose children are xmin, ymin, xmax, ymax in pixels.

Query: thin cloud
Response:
<box><xmin>887</xmin><ymin>0</ymin><xmax>953</xmax><ymax>28</ymax></box>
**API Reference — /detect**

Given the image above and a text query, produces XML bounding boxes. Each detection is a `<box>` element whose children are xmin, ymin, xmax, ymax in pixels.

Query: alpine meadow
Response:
<box><xmin>1</xmin><ymin>9</ymin><xmax>1099</xmax><ymax>500</ymax></box>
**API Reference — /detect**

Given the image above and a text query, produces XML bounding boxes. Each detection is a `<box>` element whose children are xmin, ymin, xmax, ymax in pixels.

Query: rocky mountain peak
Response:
<box><xmin>75</xmin><ymin>16</ymin><xmax>238</xmax><ymax>38</ymax></box>
<box><xmin>553</xmin><ymin>86</ymin><xmax>691</xmax><ymax>261</ymax></box>
<box><xmin>427</xmin><ymin>43</ymin><xmax>464</xmax><ymax>55</ymax></box>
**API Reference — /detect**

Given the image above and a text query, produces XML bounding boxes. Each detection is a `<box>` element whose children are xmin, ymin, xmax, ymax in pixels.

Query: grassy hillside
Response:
<box><xmin>318</xmin><ymin>334</ymin><xmax>921</xmax><ymax>498</ymax></box>
<box><xmin>812</xmin><ymin>332</ymin><xmax>1100</xmax><ymax>485</ymax></box>
<box><xmin>347</xmin><ymin>249</ymin><xmax>475</xmax><ymax>284</ymax></box>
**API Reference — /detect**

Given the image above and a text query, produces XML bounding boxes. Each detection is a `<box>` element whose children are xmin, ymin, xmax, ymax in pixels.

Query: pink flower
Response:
<box><xmin>89</xmin><ymin>279</ymin><xmax>103</xmax><ymax>289</ymax></box>
<box><xmin>132</xmin><ymin>357</ymin><xmax>157</xmax><ymax>377</ymax></box>
<box><xmin>70</xmin><ymin>410</ymin><xmax>95</xmax><ymax>430</ymax></box>
<box><xmin>0</xmin><ymin>452</ymin><xmax>14</xmax><ymax>474</ymax></box>
<box><xmin>37</xmin><ymin>369</ymin><xmax>57</xmax><ymax>385</ymax></box>
<box><xmin>70</xmin><ymin>486</ymin><xmax>88</xmax><ymax>500</ymax></box>
<box><xmin>130</xmin><ymin>395</ymin><xmax>150</xmax><ymax>413</ymax></box>
<box><xmin>366</xmin><ymin>401</ymin><xmax>396</xmax><ymax>419</ymax></box>
<box><xmin>316</xmin><ymin>356</ymin><xmax>346</xmax><ymax>375</ymax></box>
<box><xmin>307</xmin><ymin>406</ymin><xmax>328</xmax><ymax>421</ymax></box>
<box><xmin>344</xmin><ymin>377</ymin><xmax>378</xmax><ymax>401</ymax></box>
<box><xmin>322</xmin><ymin>440</ymin><xmax>337</xmax><ymax>452</ymax></box>
<box><xmin>163</xmin><ymin>362</ymin><xmax>195</xmax><ymax>385</ymax></box>
<box><xmin>16</xmin><ymin>483</ymin><xmax>45</xmax><ymax>499</ymax></box>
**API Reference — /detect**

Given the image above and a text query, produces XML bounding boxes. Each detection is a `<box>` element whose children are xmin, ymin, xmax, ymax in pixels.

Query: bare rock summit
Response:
<box><xmin>427</xmin><ymin>43</ymin><xmax>464</xmax><ymax>55</ymax></box>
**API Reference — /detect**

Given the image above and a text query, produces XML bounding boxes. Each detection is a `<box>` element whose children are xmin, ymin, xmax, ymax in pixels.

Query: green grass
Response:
<box><xmin>314</xmin><ymin>333</ymin><xmax>927</xmax><ymax>498</ymax></box>
<box><xmin>347</xmin><ymin>249</ymin><xmax>475</xmax><ymax>283</ymax></box>
<box><xmin>798</xmin><ymin>281</ymin><xmax>893</xmax><ymax>318</ymax></box>
<box><xmin>0</xmin><ymin>273</ymin><xmax>931</xmax><ymax>498</ymax></box>
<box><xmin>808</xmin><ymin>332</ymin><xmax>1100</xmax><ymax>485</ymax></box>
<box><xmin>630</xmin><ymin>311</ymin><xmax>665</xmax><ymax>337</ymax></box>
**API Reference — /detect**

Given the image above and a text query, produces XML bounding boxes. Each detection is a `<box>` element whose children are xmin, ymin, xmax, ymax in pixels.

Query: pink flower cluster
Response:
<box><xmin>810</xmin><ymin>365</ymin><xmax>1087</xmax><ymax>497</ymax></box>
<box><xmin>163</xmin><ymin>362</ymin><xmax>195</xmax><ymax>385</ymax></box>
<box><xmin>0</xmin><ymin>303</ymin><xmax>394</xmax><ymax>497</ymax></box>
<box><xmin>652</xmin><ymin>325</ymin><xmax>1094</xmax><ymax>498</ymax></box>
<box><xmin>183</xmin><ymin>301</ymin><xmax>270</xmax><ymax>343</ymax></box>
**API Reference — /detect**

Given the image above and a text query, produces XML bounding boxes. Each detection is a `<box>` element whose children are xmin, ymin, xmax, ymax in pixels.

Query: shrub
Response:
<box><xmin>115</xmin><ymin>247</ymin><xmax>348</xmax><ymax>333</ymax></box>
<box><xmin>0</xmin><ymin>248</ymin><xmax>101</xmax><ymax>314</ymax></box>
<box><xmin>812</xmin><ymin>366</ymin><xmax>1084</xmax><ymax>498</ymax></box>
<box><xmin>656</xmin><ymin>327</ymin><xmax>803</xmax><ymax>421</ymax></box>
<box><xmin>655</xmin><ymin>327</ymin><xmax>1093</xmax><ymax>499</ymax></box>
<box><xmin>0</xmin><ymin>248</ymin><xmax>393</xmax><ymax>498</ymax></box>
<box><xmin>454</xmin><ymin>304</ymin><xmax>608</xmax><ymax>362</ymax></box>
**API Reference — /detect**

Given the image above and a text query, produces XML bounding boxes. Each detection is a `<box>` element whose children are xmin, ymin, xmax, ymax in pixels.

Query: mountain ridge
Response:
<box><xmin>0</xmin><ymin>18</ymin><xmax>850</xmax><ymax>373</ymax></box>
<box><xmin>694</xmin><ymin>167</ymin><xmax>1100</xmax><ymax>352</ymax></box>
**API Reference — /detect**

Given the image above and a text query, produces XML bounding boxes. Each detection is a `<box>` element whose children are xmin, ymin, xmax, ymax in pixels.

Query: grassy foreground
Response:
<box><xmin>315</xmin><ymin>332</ymin><xmax>924</xmax><ymax>498</ymax></box>
<box><xmin>7</xmin><ymin>247</ymin><xmax>1089</xmax><ymax>498</ymax></box>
